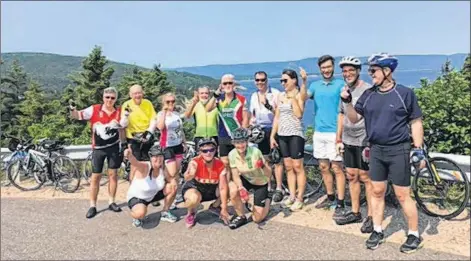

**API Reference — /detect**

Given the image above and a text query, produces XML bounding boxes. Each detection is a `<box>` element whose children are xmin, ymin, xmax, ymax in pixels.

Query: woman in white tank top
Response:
<box><xmin>270</xmin><ymin>68</ymin><xmax>309</xmax><ymax>212</ymax></box>
<box><xmin>156</xmin><ymin>92</ymin><xmax>186</xmax><ymax>188</ymax></box>
<box><xmin>124</xmin><ymin>144</ymin><xmax>179</xmax><ymax>227</ymax></box>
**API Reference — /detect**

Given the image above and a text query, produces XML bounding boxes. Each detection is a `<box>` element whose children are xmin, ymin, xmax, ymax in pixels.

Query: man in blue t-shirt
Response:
<box><xmin>302</xmin><ymin>55</ymin><xmax>347</xmax><ymax>219</ymax></box>
<box><xmin>342</xmin><ymin>53</ymin><xmax>425</xmax><ymax>253</ymax></box>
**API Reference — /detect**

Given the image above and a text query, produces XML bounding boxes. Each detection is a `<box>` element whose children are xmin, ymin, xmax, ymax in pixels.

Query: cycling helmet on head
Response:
<box><xmin>339</xmin><ymin>56</ymin><xmax>362</xmax><ymax>69</ymax></box>
<box><xmin>269</xmin><ymin>147</ymin><xmax>282</xmax><ymax>164</ymax></box>
<box><xmin>366</xmin><ymin>53</ymin><xmax>398</xmax><ymax>72</ymax></box>
<box><xmin>148</xmin><ymin>144</ymin><xmax>163</xmax><ymax>157</ymax></box>
<box><xmin>197</xmin><ymin>137</ymin><xmax>217</xmax><ymax>149</ymax></box>
<box><xmin>232</xmin><ymin>127</ymin><xmax>249</xmax><ymax>142</ymax></box>
<box><xmin>248</xmin><ymin>125</ymin><xmax>265</xmax><ymax>144</ymax></box>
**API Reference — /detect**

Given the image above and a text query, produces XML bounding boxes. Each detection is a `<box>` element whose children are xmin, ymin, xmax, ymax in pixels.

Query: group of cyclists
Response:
<box><xmin>69</xmin><ymin>52</ymin><xmax>427</xmax><ymax>254</ymax></box>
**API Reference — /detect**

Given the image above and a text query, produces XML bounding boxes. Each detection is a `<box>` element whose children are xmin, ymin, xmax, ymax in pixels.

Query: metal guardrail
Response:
<box><xmin>1</xmin><ymin>145</ymin><xmax>470</xmax><ymax>180</ymax></box>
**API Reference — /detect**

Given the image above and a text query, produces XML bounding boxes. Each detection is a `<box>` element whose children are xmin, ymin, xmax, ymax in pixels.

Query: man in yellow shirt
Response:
<box><xmin>120</xmin><ymin>84</ymin><xmax>157</xmax><ymax>181</ymax></box>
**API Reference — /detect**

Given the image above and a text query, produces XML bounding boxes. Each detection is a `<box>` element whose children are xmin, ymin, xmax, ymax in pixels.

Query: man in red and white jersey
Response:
<box><xmin>70</xmin><ymin>87</ymin><xmax>125</xmax><ymax>219</ymax></box>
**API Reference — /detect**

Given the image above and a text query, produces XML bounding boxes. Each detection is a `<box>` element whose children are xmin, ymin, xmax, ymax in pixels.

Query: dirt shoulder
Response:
<box><xmin>1</xmin><ymin>181</ymin><xmax>470</xmax><ymax>257</ymax></box>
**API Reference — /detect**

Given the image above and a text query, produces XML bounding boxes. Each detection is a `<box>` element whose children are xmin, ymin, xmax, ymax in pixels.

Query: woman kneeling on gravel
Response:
<box><xmin>124</xmin><ymin>144</ymin><xmax>178</xmax><ymax>227</ymax></box>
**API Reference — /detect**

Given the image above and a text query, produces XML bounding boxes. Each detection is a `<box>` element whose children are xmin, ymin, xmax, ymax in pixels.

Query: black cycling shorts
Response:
<box><xmin>128</xmin><ymin>138</ymin><xmax>153</xmax><ymax>161</ymax></box>
<box><xmin>91</xmin><ymin>143</ymin><xmax>123</xmax><ymax>173</ymax></box>
<box><xmin>369</xmin><ymin>142</ymin><xmax>411</xmax><ymax>187</ymax></box>
<box><xmin>218</xmin><ymin>137</ymin><xmax>234</xmax><ymax>157</ymax></box>
<box><xmin>278</xmin><ymin>135</ymin><xmax>304</xmax><ymax>159</ymax></box>
<box><xmin>127</xmin><ymin>190</ymin><xmax>165</xmax><ymax>209</ymax></box>
<box><xmin>343</xmin><ymin>144</ymin><xmax>369</xmax><ymax>171</ymax></box>
<box><xmin>182</xmin><ymin>179</ymin><xmax>218</xmax><ymax>202</ymax></box>
<box><xmin>258</xmin><ymin>128</ymin><xmax>276</xmax><ymax>155</ymax></box>
<box><xmin>194</xmin><ymin>136</ymin><xmax>219</xmax><ymax>157</ymax></box>
<box><xmin>163</xmin><ymin>144</ymin><xmax>185</xmax><ymax>161</ymax></box>
<box><xmin>241</xmin><ymin>176</ymin><xmax>269</xmax><ymax>208</ymax></box>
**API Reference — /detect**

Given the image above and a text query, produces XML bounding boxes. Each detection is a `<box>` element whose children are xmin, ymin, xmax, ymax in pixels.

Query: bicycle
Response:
<box><xmin>8</xmin><ymin>139</ymin><xmax>81</xmax><ymax>193</ymax></box>
<box><xmin>411</xmin><ymin>141</ymin><xmax>470</xmax><ymax>219</ymax></box>
<box><xmin>1</xmin><ymin>135</ymin><xmax>34</xmax><ymax>186</ymax></box>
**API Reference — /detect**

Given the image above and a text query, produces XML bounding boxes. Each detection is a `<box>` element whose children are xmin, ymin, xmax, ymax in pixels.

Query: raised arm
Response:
<box><xmin>299</xmin><ymin>67</ymin><xmax>309</xmax><ymax>102</ymax></box>
<box><xmin>156</xmin><ymin>111</ymin><xmax>167</xmax><ymax>131</ymax></box>
<box><xmin>290</xmin><ymin>92</ymin><xmax>305</xmax><ymax>119</ymax></box>
<box><xmin>70</xmin><ymin>105</ymin><xmax>93</xmax><ymax>121</ymax></box>
<box><xmin>184</xmin><ymin>92</ymin><xmax>199</xmax><ymax>119</ymax></box>
<box><xmin>123</xmin><ymin>146</ymin><xmax>148</xmax><ymax>175</ymax></box>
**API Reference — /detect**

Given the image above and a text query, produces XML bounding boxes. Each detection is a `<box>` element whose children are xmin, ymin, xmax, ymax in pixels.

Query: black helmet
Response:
<box><xmin>268</xmin><ymin>147</ymin><xmax>282</xmax><ymax>164</ymax></box>
<box><xmin>248</xmin><ymin>125</ymin><xmax>265</xmax><ymax>144</ymax></box>
<box><xmin>148</xmin><ymin>144</ymin><xmax>163</xmax><ymax>157</ymax></box>
<box><xmin>197</xmin><ymin>137</ymin><xmax>217</xmax><ymax>149</ymax></box>
<box><xmin>232</xmin><ymin>128</ymin><xmax>249</xmax><ymax>142</ymax></box>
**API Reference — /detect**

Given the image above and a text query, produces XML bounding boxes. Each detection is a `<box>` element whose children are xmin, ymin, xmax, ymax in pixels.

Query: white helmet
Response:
<box><xmin>339</xmin><ymin>56</ymin><xmax>362</xmax><ymax>69</ymax></box>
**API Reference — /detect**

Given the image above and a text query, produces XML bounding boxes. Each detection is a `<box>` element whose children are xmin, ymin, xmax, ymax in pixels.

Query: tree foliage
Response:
<box><xmin>415</xmin><ymin>57</ymin><xmax>470</xmax><ymax>154</ymax></box>
<box><xmin>0</xmin><ymin>60</ymin><xmax>29</xmax><ymax>142</ymax></box>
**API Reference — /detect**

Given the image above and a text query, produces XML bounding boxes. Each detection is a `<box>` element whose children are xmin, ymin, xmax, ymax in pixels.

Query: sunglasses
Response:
<box><xmin>104</xmin><ymin>96</ymin><xmax>116</xmax><ymax>100</ymax></box>
<box><xmin>255</xmin><ymin>78</ymin><xmax>266</xmax><ymax>83</ymax></box>
<box><xmin>280</xmin><ymin>79</ymin><xmax>288</xmax><ymax>84</ymax></box>
<box><xmin>222</xmin><ymin>82</ymin><xmax>234</xmax><ymax>86</ymax></box>
<box><xmin>166</xmin><ymin>100</ymin><xmax>176</xmax><ymax>104</ymax></box>
<box><xmin>368</xmin><ymin>68</ymin><xmax>379</xmax><ymax>75</ymax></box>
<box><xmin>201</xmin><ymin>148</ymin><xmax>216</xmax><ymax>154</ymax></box>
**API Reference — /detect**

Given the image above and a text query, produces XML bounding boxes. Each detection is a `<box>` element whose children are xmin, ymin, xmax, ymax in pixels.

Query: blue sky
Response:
<box><xmin>1</xmin><ymin>1</ymin><xmax>469</xmax><ymax>68</ymax></box>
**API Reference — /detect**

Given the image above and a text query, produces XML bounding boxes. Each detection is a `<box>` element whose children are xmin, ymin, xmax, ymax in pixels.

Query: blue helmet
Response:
<box><xmin>366</xmin><ymin>53</ymin><xmax>398</xmax><ymax>72</ymax></box>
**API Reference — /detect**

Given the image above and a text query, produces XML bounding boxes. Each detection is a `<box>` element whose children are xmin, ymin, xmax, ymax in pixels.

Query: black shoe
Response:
<box><xmin>400</xmin><ymin>235</ymin><xmax>423</xmax><ymax>254</ymax></box>
<box><xmin>86</xmin><ymin>207</ymin><xmax>97</xmax><ymax>219</ymax></box>
<box><xmin>272</xmin><ymin>189</ymin><xmax>284</xmax><ymax>203</ymax></box>
<box><xmin>108</xmin><ymin>203</ymin><xmax>122</xmax><ymax>212</ymax></box>
<box><xmin>361</xmin><ymin>216</ymin><xmax>374</xmax><ymax>234</ymax></box>
<box><xmin>152</xmin><ymin>201</ymin><xmax>161</xmax><ymax>207</ymax></box>
<box><xmin>335</xmin><ymin>211</ymin><xmax>362</xmax><ymax>225</ymax></box>
<box><xmin>228</xmin><ymin>215</ymin><xmax>248</xmax><ymax>230</ymax></box>
<box><xmin>366</xmin><ymin>231</ymin><xmax>385</xmax><ymax>250</ymax></box>
<box><xmin>333</xmin><ymin>206</ymin><xmax>346</xmax><ymax>220</ymax></box>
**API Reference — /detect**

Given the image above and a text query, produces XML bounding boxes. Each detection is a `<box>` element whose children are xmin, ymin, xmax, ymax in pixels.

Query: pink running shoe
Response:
<box><xmin>185</xmin><ymin>212</ymin><xmax>196</xmax><ymax>228</ymax></box>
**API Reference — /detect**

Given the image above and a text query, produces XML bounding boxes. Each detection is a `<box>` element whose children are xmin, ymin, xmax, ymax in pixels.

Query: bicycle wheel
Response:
<box><xmin>412</xmin><ymin>157</ymin><xmax>470</xmax><ymax>219</ymax></box>
<box><xmin>7</xmin><ymin>158</ymin><xmax>44</xmax><ymax>191</ymax></box>
<box><xmin>53</xmin><ymin>155</ymin><xmax>81</xmax><ymax>193</ymax></box>
<box><xmin>303</xmin><ymin>151</ymin><xmax>323</xmax><ymax>198</ymax></box>
<box><xmin>82</xmin><ymin>153</ymin><xmax>109</xmax><ymax>186</ymax></box>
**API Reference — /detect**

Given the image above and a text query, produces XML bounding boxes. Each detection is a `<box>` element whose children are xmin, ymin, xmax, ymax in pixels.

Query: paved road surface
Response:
<box><xmin>1</xmin><ymin>198</ymin><xmax>467</xmax><ymax>260</ymax></box>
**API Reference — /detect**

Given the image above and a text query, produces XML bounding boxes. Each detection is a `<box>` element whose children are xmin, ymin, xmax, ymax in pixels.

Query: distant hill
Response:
<box><xmin>0</xmin><ymin>52</ymin><xmax>219</xmax><ymax>91</ymax></box>
<box><xmin>171</xmin><ymin>53</ymin><xmax>469</xmax><ymax>79</ymax></box>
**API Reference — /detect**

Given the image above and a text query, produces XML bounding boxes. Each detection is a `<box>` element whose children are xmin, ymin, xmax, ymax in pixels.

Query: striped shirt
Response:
<box><xmin>277</xmin><ymin>93</ymin><xmax>304</xmax><ymax>138</ymax></box>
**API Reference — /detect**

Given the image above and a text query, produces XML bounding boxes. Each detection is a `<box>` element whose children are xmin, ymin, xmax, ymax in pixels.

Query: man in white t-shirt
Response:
<box><xmin>249</xmin><ymin>71</ymin><xmax>284</xmax><ymax>202</ymax></box>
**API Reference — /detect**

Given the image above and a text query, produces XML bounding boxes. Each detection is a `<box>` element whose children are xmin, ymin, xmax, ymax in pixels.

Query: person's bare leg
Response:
<box><xmin>107</xmin><ymin>168</ymin><xmax>118</xmax><ymax>204</ymax></box>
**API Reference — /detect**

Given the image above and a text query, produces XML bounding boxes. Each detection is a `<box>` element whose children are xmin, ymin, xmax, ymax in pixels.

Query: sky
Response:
<box><xmin>1</xmin><ymin>1</ymin><xmax>470</xmax><ymax>68</ymax></box>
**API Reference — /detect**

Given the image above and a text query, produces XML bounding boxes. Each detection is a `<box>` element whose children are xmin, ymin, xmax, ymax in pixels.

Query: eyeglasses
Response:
<box><xmin>280</xmin><ymin>79</ymin><xmax>288</xmax><ymax>84</ymax></box>
<box><xmin>166</xmin><ymin>100</ymin><xmax>176</xmax><ymax>104</ymax></box>
<box><xmin>255</xmin><ymin>78</ymin><xmax>266</xmax><ymax>83</ymax></box>
<box><xmin>201</xmin><ymin>148</ymin><xmax>216</xmax><ymax>154</ymax></box>
<box><xmin>222</xmin><ymin>82</ymin><xmax>234</xmax><ymax>86</ymax></box>
<box><xmin>104</xmin><ymin>96</ymin><xmax>116</xmax><ymax>100</ymax></box>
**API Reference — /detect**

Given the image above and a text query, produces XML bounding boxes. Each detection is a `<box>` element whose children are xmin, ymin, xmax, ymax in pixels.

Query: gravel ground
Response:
<box><xmin>0</xmin><ymin>197</ymin><xmax>469</xmax><ymax>260</ymax></box>
<box><xmin>1</xmin><ymin>181</ymin><xmax>470</xmax><ymax>259</ymax></box>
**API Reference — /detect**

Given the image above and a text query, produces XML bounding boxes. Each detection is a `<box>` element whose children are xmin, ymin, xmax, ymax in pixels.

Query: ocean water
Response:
<box><xmin>237</xmin><ymin>70</ymin><xmax>441</xmax><ymax>129</ymax></box>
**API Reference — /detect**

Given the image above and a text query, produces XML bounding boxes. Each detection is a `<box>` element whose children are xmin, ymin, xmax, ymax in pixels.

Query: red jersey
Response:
<box><xmin>193</xmin><ymin>155</ymin><xmax>225</xmax><ymax>184</ymax></box>
<box><xmin>79</xmin><ymin>104</ymin><xmax>121</xmax><ymax>149</ymax></box>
